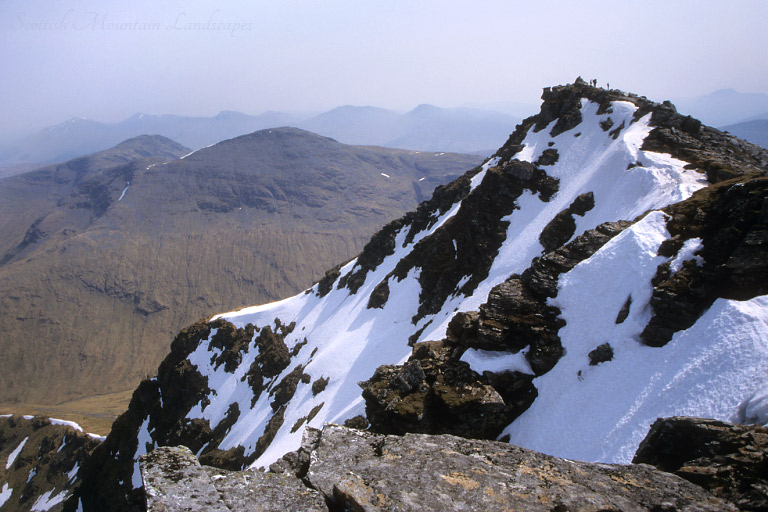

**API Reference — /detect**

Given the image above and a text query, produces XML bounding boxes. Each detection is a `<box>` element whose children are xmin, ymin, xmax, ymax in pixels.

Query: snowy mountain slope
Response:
<box><xmin>72</xmin><ymin>81</ymin><xmax>768</xmax><ymax>512</ymax></box>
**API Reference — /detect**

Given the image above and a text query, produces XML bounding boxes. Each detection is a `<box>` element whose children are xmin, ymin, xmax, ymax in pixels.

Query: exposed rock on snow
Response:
<box><xmin>359</xmin><ymin>339</ymin><xmax>522</xmax><ymax>439</ymax></box>
<box><xmin>538</xmin><ymin>191</ymin><xmax>594</xmax><ymax>252</ymax></box>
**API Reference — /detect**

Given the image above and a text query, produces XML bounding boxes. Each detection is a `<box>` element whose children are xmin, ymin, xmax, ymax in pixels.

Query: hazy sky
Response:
<box><xmin>1</xmin><ymin>0</ymin><xmax>767</xmax><ymax>138</ymax></box>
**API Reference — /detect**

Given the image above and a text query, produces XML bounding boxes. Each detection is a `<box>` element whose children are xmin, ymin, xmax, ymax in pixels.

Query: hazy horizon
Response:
<box><xmin>2</xmin><ymin>0</ymin><xmax>767</xmax><ymax>139</ymax></box>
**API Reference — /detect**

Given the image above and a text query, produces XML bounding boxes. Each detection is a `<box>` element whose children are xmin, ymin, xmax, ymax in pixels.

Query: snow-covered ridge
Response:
<box><xmin>154</xmin><ymin>95</ymin><xmax>711</xmax><ymax>469</ymax></box>
<box><xmin>77</xmin><ymin>83</ymin><xmax>768</xmax><ymax>510</ymax></box>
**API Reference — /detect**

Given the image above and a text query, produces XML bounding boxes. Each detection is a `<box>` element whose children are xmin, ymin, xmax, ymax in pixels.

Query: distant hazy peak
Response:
<box><xmin>113</xmin><ymin>134</ymin><xmax>188</xmax><ymax>149</ymax></box>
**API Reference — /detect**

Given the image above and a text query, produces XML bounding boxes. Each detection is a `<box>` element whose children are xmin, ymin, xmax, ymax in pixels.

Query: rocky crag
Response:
<box><xmin>65</xmin><ymin>80</ymin><xmax>768</xmax><ymax>511</ymax></box>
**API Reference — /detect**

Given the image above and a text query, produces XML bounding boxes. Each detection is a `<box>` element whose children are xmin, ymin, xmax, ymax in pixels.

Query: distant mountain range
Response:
<box><xmin>0</xmin><ymin>128</ymin><xmax>482</xmax><ymax>427</ymax></box>
<box><xmin>673</xmin><ymin>88</ymin><xmax>768</xmax><ymax>127</ymax></box>
<box><xmin>0</xmin><ymin>105</ymin><xmax>519</xmax><ymax>172</ymax></box>
<box><xmin>5</xmin><ymin>88</ymin><xmax>768</xmax><ymax>177</ymax></box>
<box><xmin>299</xmin><ymin>104</ymin><xmax>519</xmax><ymax>154</ymax></box>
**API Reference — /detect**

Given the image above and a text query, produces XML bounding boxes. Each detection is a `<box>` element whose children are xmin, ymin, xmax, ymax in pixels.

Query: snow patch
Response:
<box><xmin>669</xmin><ymin>237</ymin><xmax>704</xmax><ymax>273</ymax></box>
<box><xmin>742</xmin><ymin>383</ymin><xmax>768</xmax><ymax>425</ymax></box>
<box><xmin>380</xmin><ymin>172</ymin><xmax>390</xmax><ymax>178</ymax></box>
<box><xmin>117</xmin><ymin>182</ymin><xmax>130</xmax><ymax>201</ymax></box>
<box><xmin>131</xmin><ymin>417</ymin><xmax>154</xmax><ymax>489</ymax></box>
<box><xmin>0</xmin><ymin>483</ymin><xmax>12</xmax><ymax>508</ymax></box>
<box><xmin>179</xmin><ymin>141</ymin><xmax>216</xmax><ymax>160</ymax></box>
<box><xmin>6</xmin><ymin>437</ymin><xmax>27</xmax><ymax>469</ymax></box>
<box><xmin>461</xmin><ymin>348</ymin><xmax>533</xmax><ymax>375</ymax></box>
<box><xmin>31</xmin><ymin>489</ymin><xmax>68</xmax><ymax>511</ymax></box>
<box><xmin>66</xmin><ymin>462</ymin><xmax>80</xmax><ymax>482</ymax></box>
<box><xmin>49</xmin><ymin>418</ymin><xmax>83</xmax><ymax>432</ymax></box>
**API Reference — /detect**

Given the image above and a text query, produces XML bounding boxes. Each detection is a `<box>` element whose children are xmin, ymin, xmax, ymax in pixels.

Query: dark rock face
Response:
<box><xmin>641</xmin><ymin>176</ymin><xmax>768</xmax><ymax>346</ymax></box>
<box><xmin>311</xmin><ymin>377</ymin><xmax>329</xmax><ymax>396</ymax></box>
<box><xmin>475</xmin><ymin>275</ymin><xmax>565</xmax><ymax>374</ymax></box>
<box><xmin>634</xmin><ymin>417</ymin><xmax>768</xmax><ymax>511</ymax></box>
<box><xmin>315</xmin><ymin>264</ymin><xmax>341</xmax><ymax>297</ymax></box>
<box><xmin>615</xmin><ymin>295</ymin><xmax>632</xmax><ymax>323</ymax></box>
<box><xmin>533</xmin><ymin>147</ymin><xmax>559</xmax><ymax>166</ymax></box>
<box><xmin>642</xmin><ymin>105</ymin><xmax>768</xmax><ymax>184</ymax></box>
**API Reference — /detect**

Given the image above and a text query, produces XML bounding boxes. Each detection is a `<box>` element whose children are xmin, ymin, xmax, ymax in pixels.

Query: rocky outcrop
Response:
<box><xmin>634</xmin><ymin>417</ymin><xmax>768</xmax><ymax>511</ymax></box>
<box><xmin>140</xmin><ymin>446</ymin><xmax>326</xmax><ymax>512</ymax></box>
<box><xmin>642</xmin><ymin>103</ymin><xmax>768</xmax><ymax>183</ymax></box>
<box><xmin>641</xmin><ymin>176</ymin><xmax>768</xmax><ymax>346</ymax></box>
<box><xmin>141</xmin><ymin>423</ymin><xmax>736</xmax><ymax>511</ymax></box>
<box><xmin>359</xmin><ymin>340</ymin><xmax>526</xmax><ymax>439</ymax></box>
<box><xmin>145</xmin><ymin>445</ymin><xmax>296</xmax><ymax>512</ymax></box>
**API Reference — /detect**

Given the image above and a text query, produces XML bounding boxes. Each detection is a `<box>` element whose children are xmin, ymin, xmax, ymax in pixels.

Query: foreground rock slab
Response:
<box><xmin>140</xmin><ymin>424</ymin><xmax>737</xmax><ymax>511</ymax></box>
<box><xmin>140</xmin><ymin>446</ymin><xmax>326</xmax><ymax>512</ymax></box>
<box><xmin>299</xmin><ymin>424</ymin><xmax>732</xmax><ymax>512</ymax></box>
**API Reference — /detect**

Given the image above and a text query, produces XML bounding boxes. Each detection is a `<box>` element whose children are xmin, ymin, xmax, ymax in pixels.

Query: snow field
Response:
<box><xmin>503</xmin><ymin>211</ymin><xmax>768</xmax><ymax>462</ymax></box>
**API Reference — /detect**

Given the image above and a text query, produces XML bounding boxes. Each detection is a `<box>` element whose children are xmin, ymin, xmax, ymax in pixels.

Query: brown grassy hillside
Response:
<box><xmin>0</xmin><ymin>129</ymin><xmax>482</xmax><ymax>430</ymax></box>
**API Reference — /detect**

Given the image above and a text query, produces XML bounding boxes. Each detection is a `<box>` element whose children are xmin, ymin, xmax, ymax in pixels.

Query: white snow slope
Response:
<box><xmin>130</xmin><ymin>95</ymin><xmax>767</xmax><ymax>478</ymax></box>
